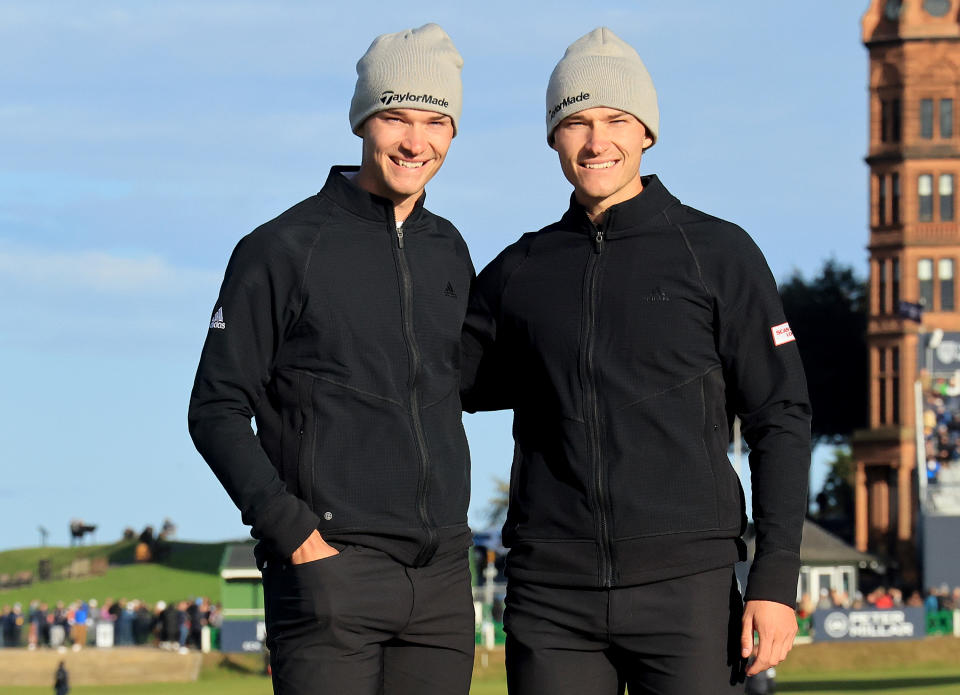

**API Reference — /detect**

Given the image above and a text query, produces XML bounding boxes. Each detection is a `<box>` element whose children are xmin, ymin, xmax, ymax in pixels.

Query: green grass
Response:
<box><xmin>0</xmin><ymin>543</ymin><xmax>125</xmax><ymax>578</ymax></box>
<box><xmin>776</xmin><ymin>665</ymin><xmax>960</xmax><ymax>694</ymax></box>
<box><xmin>1</xmin><ymin>666</ymin><xmax>959</xmax><ymax>695</ymax></box>
<box><xmin>0</xmin><ymin>541</ymin><xmax>230</xmax><ymax>607</ymax></box>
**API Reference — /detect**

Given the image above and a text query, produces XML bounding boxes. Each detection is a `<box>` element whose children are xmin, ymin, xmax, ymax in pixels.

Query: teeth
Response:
<box><xmin>584</xmin><ymin>161</ymin><xmax>616</xmax><ymax>169</ymax></box>
<box><xmin>395</xmin><ymin>159</ymin><xmax>424</xmax><ymax>169</ymax></box>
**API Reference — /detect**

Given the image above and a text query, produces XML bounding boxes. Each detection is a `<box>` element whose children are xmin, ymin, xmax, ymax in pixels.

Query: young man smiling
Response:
<box><xmin>189</xmin><ymin>24</ymin><xmax>475</xmax><ymax>695</ymax></box>
<box><xmin>462</xmin><ymin>27</ymin><xmax>811</xmax><ymax>695</ymax></box>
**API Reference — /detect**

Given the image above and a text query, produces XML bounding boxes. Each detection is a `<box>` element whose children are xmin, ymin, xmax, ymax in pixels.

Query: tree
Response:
<box><xmin>812</xmin><ymin>447</ymin><xmax>855</xmax><ymax>543</ymax></box>
<box><xmin>780</xmin><ymin>259</ymin><xmax>868</xmax><ymax>446</ymax></box>
<box><xmin>484</xmin><ymin>478</ymin><xmax>510</xmax><ymax>529</ymax></box>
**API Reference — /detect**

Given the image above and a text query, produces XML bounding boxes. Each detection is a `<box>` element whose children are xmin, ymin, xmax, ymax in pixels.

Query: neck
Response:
<box><xmin>392</xmin><ymin>195</ymin><xmax>419</xmax><ymax>223</ymax></box>
<box><xmin>578</xmin><ymin>172</ymin><xmax>645</xmax><ymax>224</ymax></box>
<box><xmin>351</xmin><ymin>166</ymin><xmax>421</xmax><ymax>223</ymax></box>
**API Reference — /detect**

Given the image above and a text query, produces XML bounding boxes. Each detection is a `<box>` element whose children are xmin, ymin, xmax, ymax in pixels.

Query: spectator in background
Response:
<box><xmin>38</xmin><ymin>602</ymin><xmax>51</xmax><ymax>647</ymax></box>
<box><xmin>133</xmin><ymin>601</ymin><xmax>155</xmax><ymax>645</ymax></box>
<box><xmin>176</xmin><ymin>600</ymin><xmax>190</xmax><ymax>653</ymax></box>
<box><xmin>907</xmin><ymin>590</ymin><xmax>924</xmax><ymax>607</ymax></box>
<box><xmin>796</xmin><ymin>593</ymin><xmax>814</xmax><ymax>620</ymax></box>
<box><xmin>115</xmin><ymin>601</ymin><xmax>134</xmax><ymax>646</ymax></box>
<box><xmin>816</xmin><ymin>589</ymin><xmax>832</xmax><ymax>610</ymax></box>
<box><xmin>71</xmin><ymin>602</ymin><xmax>87</xmax><ymax>651</ymax></box>
<box><xmin>159</xmin><ymin>601</ymin><xmax>179</xmax><ymax>650</ymax></box>
<box><xmin>872</xmin><ymin>588</ymin><xmax>894</xmax><ymax>609</ymax></box>
<box><xmin>51</xmin><ymin>602</ymin><xmax>69</xmax><ymax>647</ymax></box>
<box><xmin>2</xmin><ymin>604</ymin><xmax>23</xmax><ymax>647</ymax></box>
<box><xmin>186</xmin><ymin>599</ymin><xmax>201</xmax><ymax>650</ymax></box>
<box><xmin>54</xmin><ymin>660</ymin><xmax>69</xmax><ymax>695</ymax></box>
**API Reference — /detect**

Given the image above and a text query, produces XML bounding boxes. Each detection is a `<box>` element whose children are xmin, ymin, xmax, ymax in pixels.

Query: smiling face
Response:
<box><xmin>353</xmin><ymin>108</ymin><xmax>455</xmax><ymax>220</ymax></box>
<box><xmin>551</xmin><ymin>107</ymin><xmax>654</xmax><ymax>221</ymax></box>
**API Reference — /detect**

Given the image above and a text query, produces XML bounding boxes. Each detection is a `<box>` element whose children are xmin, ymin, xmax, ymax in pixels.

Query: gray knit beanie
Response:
<box><xmin>546</xmin><ymin>27</ymin><xmax>659</xmax><ymax>146</ymax></box>
<box><xmin>350</xmin><ymin>23</ymin><xmax>463</xmax><ymax>136</ymax></box>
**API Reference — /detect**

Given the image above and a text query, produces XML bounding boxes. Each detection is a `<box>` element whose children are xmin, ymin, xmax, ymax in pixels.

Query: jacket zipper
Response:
<box><xmin>585</xmin><ymin>222</ymin><xmax>613</xmax><ymax>587</ymax></box>
<box><xmin>393</xmin><ymin>215</ymin><xmax>438</xmax><ymax>566</ymax></box>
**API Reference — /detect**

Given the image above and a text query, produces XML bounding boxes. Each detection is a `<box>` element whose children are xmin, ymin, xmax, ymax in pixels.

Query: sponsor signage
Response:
<box><xmin>812</xmin><ymin>607</ymin><xmax>925</xmax><ymax>642</ymax></box>
<box><xmin>220</xmin><ymin>619</ymin><xmax>266</xmax><ymax>653</ymax></box>
<box><xmin>917</xmin><ymin>332</ymin><xmax>960</xmax><ymax>374</ymax></box>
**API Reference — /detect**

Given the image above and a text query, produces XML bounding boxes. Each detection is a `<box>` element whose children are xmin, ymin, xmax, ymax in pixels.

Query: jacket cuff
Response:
<box><xmin>253</xmin><ymin>495</ymin><xmax>321</xmax><ymax>559</ymax></box>
<box><xmin>743</xmin><ymin>550</ymin><xmax>800</xmax><ymax>608</ymax></box>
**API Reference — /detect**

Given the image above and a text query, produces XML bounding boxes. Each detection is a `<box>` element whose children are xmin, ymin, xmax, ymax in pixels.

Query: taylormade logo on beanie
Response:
<box><xmin>378</xmin><ymin>90</ymin><xmax>450</xmax><ymax>108</ymax></box>
<box><xmin>545</xmin><ymin>27</ymin><xmax>659</xmax><ymax>146</ymax></box>
<box><xmin>548</xmin><ymin>92</ymin><xmax>591</xmax><ymax>121</ymax></box>
<box><xmin>350</xmin><ymin>23</ymin><xmax>463</xmax><ymax>136</ymax></box>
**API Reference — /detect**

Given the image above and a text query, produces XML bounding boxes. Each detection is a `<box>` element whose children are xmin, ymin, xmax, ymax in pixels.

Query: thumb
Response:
<box><xmin>740</xmin><ymin>612</ymin><xmax>755</xmax><ymax>658</ymax></box>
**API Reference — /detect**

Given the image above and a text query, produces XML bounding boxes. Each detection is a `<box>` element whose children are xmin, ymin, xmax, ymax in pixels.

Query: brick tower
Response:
<box><xmin>855</xmin><ymin>0</ymin><xmax>960</xmax><ymax>586</ymax></box>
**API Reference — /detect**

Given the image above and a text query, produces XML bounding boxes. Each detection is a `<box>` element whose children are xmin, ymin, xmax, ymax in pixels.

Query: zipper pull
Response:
<box><xmin>397</xmin><ymin>224</ymin><xmax>404</xmax><ymax>249</ymax></box>
<box><xmin>593</xmin><ymin>229</ymin><xmax>604</xmax><ymax>254</ymax></box>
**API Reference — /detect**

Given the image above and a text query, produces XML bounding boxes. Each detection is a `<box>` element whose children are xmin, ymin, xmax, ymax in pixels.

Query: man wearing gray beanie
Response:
<box><xmin>462</xmin><ymin>27</ymin><xmax>810</xmax><ymax>695</ymax></box>
<box><xmin>190</xmin><ymin>23</ymin><xmax>475</xmax><ymax>695</ymax></box>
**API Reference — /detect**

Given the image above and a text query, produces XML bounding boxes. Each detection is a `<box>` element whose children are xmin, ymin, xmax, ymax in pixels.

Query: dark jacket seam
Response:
<box><xmin>285</xmin><ymin>368</ymin><xmax>405</xmax><ymax>409</ymax></box>
<box><xmin>614</xmin><ymin>365</ymin><xmax>721</xmax><ymax>411</ymax></box>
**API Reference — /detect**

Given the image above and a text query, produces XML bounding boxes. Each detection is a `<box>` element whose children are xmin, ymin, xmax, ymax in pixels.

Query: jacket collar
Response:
<box><xmin>559</xmin><ymin>174</ymin><xmax>679</xmax><ymax>238</ymax></box>
<box><xmin>320</xmin><ymin>165</ymin><xmax>427</xmax><ymax>227</ymax></box>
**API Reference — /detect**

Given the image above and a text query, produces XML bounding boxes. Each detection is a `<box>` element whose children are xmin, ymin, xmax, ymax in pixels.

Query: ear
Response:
<box><xmin>642</xmin><ymin>135</ymin><xmax>654</xmax><ymax>149</ymax></box>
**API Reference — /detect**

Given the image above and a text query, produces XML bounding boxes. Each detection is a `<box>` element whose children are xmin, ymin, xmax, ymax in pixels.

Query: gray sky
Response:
<box><xmin>0</xmin><ymin>1</ymin><xmax>867</xmax><ymax>549</ymax></box>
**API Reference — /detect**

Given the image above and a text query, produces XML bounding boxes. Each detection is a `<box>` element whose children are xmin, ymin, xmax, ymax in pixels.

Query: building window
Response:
<box><xmin>942</xmin><ymin>99</ymin><xmax>954</xmax><ymax>138</ymax></box>
<box><xmin>881</xmin><ymin>99</ymin><xmax>903</xmax><ymax>142</ymax></box>
<box><xmin>892</xmin><ymin>173</ymin><xmax>901</xmax><ymax>223</ymax></box>
<box><xmin>920</xmin><ymin>258</ymin><xmax>935</xmax><ymax>307</ymax></box>
<box><xmin>940</xmin><ymin>258</ymin><xmax>955</xmax><ymax>311</ymax></box>
<box><xmin>893</xmin><ymin>98</ymin><xmax>902</xmax><ymax>142</ymax></box>
<box><xmin>878</xmin><ymin>348</ymin><xmax>888</xmax><ymax>425</ymax></box>
<box><xmin>878</xmin><ymin>174</ymin><xmax>887</xmax><ymax>225</ymax></box>
<box><xmin>940</xmin><ymin>174</ymin><xmax>954</xmax><ymax>221</ymax></box>
<box><xmin>892</xmin><ymin>257</ymin><xmax>901</xmax><ymax>306</ymax></box>
<box><xmin>880</xmin><ymin>100</ymin><xmax>890</xmax><ymax>142</ymax></box>
<box><xmin>919</xmin><ymin>174</ymin><xmax>934</xmax><ymax>221</ymax></box>
<box><xmin>879</xmin><ymin>259</ymin><xmax>887</xmax><ymax>314</ymax></box>
<box><xmin>892</xmin><ymin>347</ymin><xmax>900</xmax><ymax>424</ymax></box>
<box><xmin>922</xmin><ymin>98</ymin><xmax>934</xmax><ymax>138</ymax></box>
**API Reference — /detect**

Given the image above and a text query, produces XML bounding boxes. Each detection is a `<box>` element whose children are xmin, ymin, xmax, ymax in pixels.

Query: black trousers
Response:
<box><xmin>504</xmin><ymin>565</ymin><xmax>745</xmax><ymax>695</ymax></box>
<box><xmin>263</xmin><ymin>544</ymin><xmax>475</xmax><ymax>695</ymax></box>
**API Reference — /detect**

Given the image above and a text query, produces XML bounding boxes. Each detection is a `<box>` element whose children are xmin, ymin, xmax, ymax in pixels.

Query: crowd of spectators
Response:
<box><xmin>0</xmin><ymin>597</ymin><xmax>222</xmax><ymax>652</ymax></box>
<box><xmin>922</xmin><ymin>390</ymin><xmax>960</xmax><ymax>512</ymax></box>
<box><xmin>796</xmin><ymin>583</ymin><xmax>960</xmax><ymax>617</ymax></box>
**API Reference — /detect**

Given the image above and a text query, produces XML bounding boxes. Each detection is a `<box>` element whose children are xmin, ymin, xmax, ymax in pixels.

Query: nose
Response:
<box><xmin>400</xmin><ymin>124</ymin><xmax>427</xmax><ymax>156</ymax></box>
<box><xmin>584</xmin><ymin>124</ymin><xmax>610</xmax><ymax>155</ymax></box>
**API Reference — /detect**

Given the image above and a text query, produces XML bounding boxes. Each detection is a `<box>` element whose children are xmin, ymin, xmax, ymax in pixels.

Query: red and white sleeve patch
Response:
<box><xmin>771</xmin><ymin>322</ymin><xmax>795</xmax><ymax>346</ymax></box>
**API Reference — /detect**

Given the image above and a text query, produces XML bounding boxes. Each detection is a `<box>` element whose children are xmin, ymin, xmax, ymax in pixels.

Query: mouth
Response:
<box><xmin>392</xmin><ymin>157</ymin><xmax>428</xmax><ymax>169</ymax></box>
<box><xmin>580</xmin><ymin>160</ymin><xmax>618</xmax><ymax>170</ymax></box>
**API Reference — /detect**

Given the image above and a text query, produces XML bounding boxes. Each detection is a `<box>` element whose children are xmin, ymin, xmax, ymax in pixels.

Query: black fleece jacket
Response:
<box><xmin>462</xmin><ymin>175</ymin><xmax>811</xmax><ymax>606</ymax></box>
<box><xmin>189</xmin><ymin>166</ymin><xmax>474</xmax><ymax>567</ymax></box>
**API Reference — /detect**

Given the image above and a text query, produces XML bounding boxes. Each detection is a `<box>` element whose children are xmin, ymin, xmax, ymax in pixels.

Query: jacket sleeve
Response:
<box><xmin>460</xmin><ymin>243</ymin><xmax>527</xmax><ymax>413</ymax></box>
<box><xmin>711</xmin><ymin>226</ymin><xmax>812</xmax><ymax>607</ymax></box>
<box><xmin>188</xmin><ymin>229</ymin><xmax>320</xmax><ymax>559</ymax></box>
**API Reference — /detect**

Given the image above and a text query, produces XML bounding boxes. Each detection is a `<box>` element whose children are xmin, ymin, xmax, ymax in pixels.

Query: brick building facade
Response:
<box><xmin>854</xmin><ymin>0</ymin><xmax>960</xmax><ymax>585</ymax></box>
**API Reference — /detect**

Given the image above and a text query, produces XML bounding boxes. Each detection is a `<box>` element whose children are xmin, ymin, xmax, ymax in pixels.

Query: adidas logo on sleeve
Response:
<box><xmin>209</xmin><ymin>307</ymin><xmax>226</xmax><ymax>330</ymax></box>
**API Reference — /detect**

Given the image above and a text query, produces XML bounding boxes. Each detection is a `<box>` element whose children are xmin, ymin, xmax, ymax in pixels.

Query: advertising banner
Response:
<box><xmin>812</xmin><ymin>607</ymin><xmax>926</xmax><ymax>642</ymax></box>
<box><xmin>220</xmin><ymin>619</ymin><xmax>266</xmax><ymax>653</ymax></box>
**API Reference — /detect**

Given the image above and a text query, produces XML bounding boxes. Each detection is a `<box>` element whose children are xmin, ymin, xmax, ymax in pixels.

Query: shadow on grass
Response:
<box><xmin>216</xmin><ymin>654</ymin><xmax>266</xmax><ymax>676</ymax></box>
<box><xmin>778</xmin><ymin>675</ymin><xmax>960</xmax><ymax>691</ymax></box>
